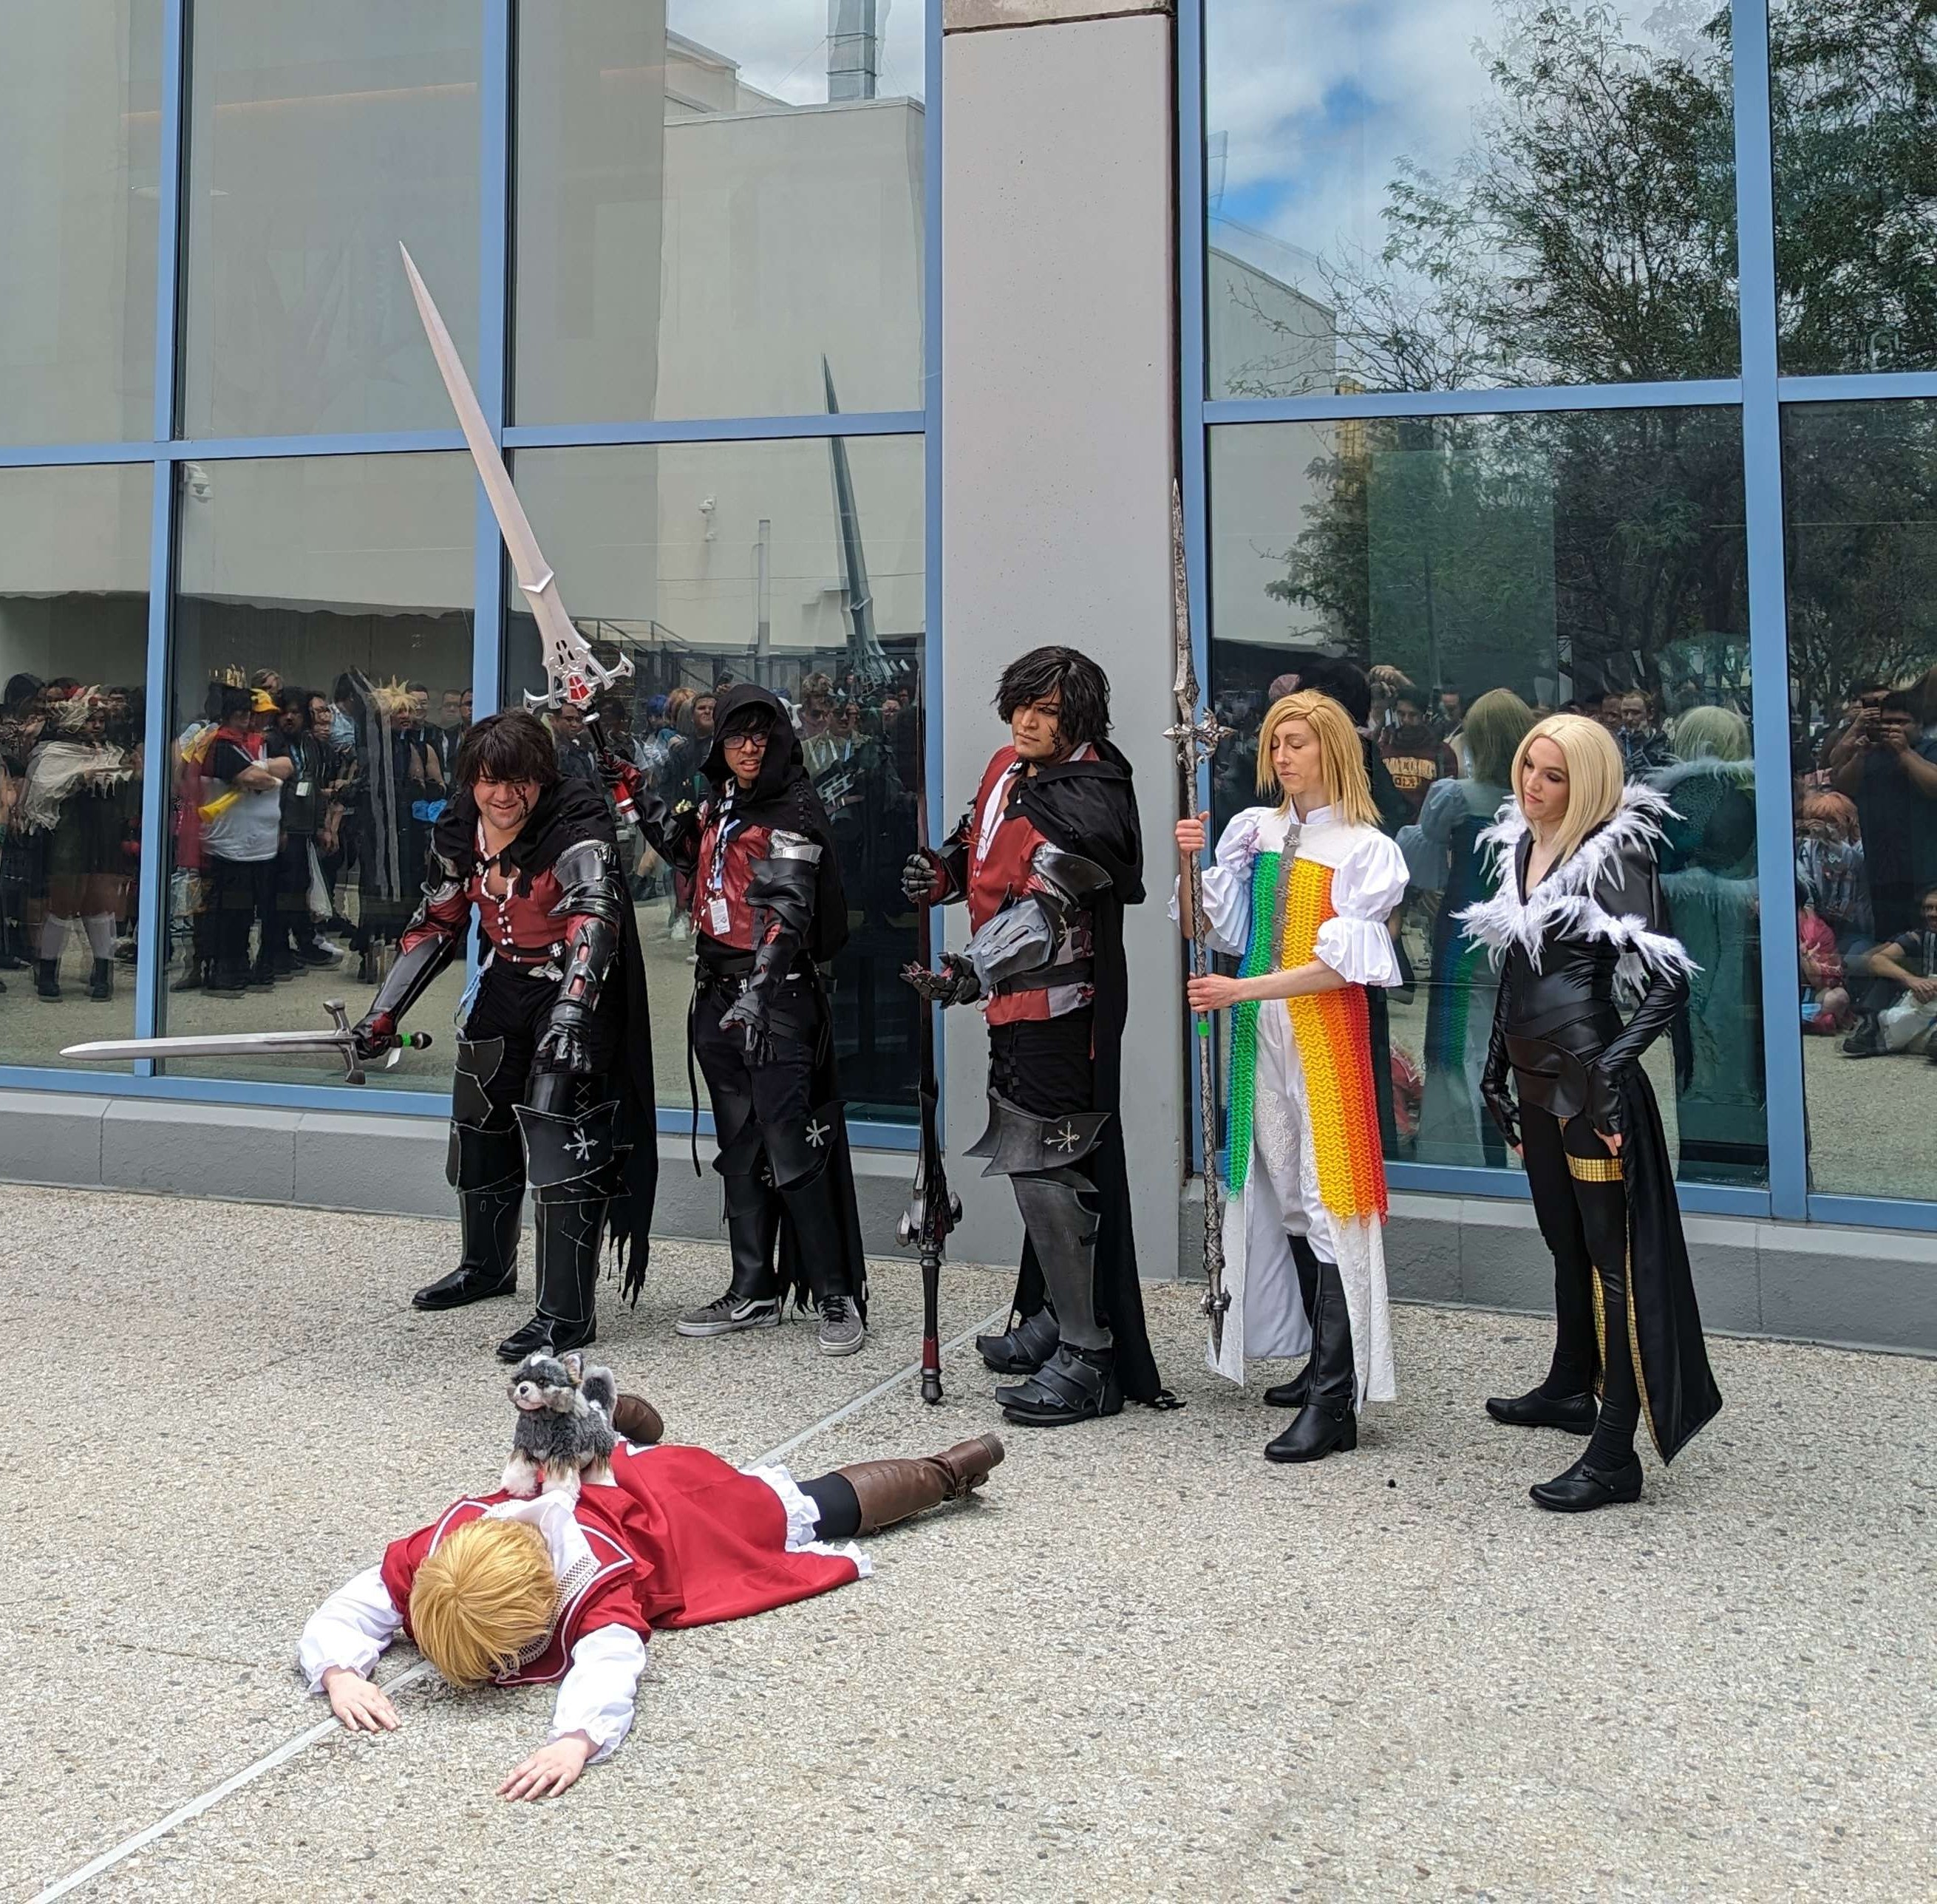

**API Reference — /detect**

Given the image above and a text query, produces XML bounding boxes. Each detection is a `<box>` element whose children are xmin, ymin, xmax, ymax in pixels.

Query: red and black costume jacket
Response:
<box><xmin>379</xmin><ymin>1444</ymin><xmax>862</xmax><ymax>1684</ymax></box>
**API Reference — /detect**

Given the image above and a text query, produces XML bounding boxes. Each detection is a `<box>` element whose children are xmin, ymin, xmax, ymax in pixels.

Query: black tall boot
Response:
<box><xmin>1532</xmin><ymin>1259</ymin><xmax>1644</xmax><ymax>1512</ymax></box>
<box><xmin>498</xmin><ymin>1097</ymin><xmax>617</xmax><ymax>1363</ymax></box>
<box><xmin>676</xmin><ymin>1172</ymin><xmax>782</xmax><ymax>1336</ymax></box>
<box><xmin>1264</xmin><ymin>1234</ymin><xmax>1322</xmax><ymax>1407</ymax></box>
<box><xmin>88</xmin><ymin>957</ymin><xmax>114</xmax><ymax>1002</ymax></box>
<box><xmin>415</xmin><ymin>1121</ymin><xmax>524</xmax><ymax>1310</ymax></box>
<box><xmin>34</xmin><ymin>959</ymin><xmax>61</xmax><ymax>1000</ymax></box>
<box><xmin>1264</xmin><ymin>1256</ymin><xmax>1358</xmax><ymax>1463</ymax></box>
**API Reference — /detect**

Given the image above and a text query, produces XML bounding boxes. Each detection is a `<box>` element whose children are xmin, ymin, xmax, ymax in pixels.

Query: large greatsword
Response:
<box><xmin>1163</xmin><ymin>481</ymin><xmax>1234</xmax><ymax>1359</ymax></box>
<box><xmin>64</xmin><ymin>1002</ymin><xmax>432</xmax><ymax>1085</ymax></box>
<box><xmin>398</xmin><ymin>245</ymin><xmax>641</xmax><ymax>818</ymax></box>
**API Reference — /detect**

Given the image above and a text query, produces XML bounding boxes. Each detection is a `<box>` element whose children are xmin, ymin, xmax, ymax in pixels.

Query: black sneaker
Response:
<box><xmin>1842</xmin><ymin>1019</ymin><xmax>1882</xmax><ymax>1058</ymax></box>
<box><xmin>816</xmin><ymin>1296</ymin><xmax>865</xmax><ymax>1357</ymax></box>
<box><xmin>675</xmin><ymin>1292</ymin><xmax>781</xmax><ymax>1338</ymax></box>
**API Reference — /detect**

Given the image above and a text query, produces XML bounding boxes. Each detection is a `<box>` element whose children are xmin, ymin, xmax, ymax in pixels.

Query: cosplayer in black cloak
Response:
<box><xmin>903</xmin><ymin>647</ymin><xmax>1168</xmax><ymax>1424</ymax></box>
<box><xmin>350</xmin><ymin>713</ymin><xmax>657</xmax><ymax>1361</ymax></box>
<box><xmin>1457</xmin><ymin>715</ymin><xmax>1721</xmax><ymax>1512</ymax></box>
<box><xmin>646</xmin><ymin>685</ymin><xmax>869</xmax><ymax>1353</ymax></box>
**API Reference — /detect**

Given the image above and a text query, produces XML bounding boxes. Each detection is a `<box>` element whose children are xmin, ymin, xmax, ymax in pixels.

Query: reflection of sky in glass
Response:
<box><xmin>1208</xmin><ymin>0</ymin><xmax>1697</xmax><ymax>269</ymax></box>
<box><xmin>667</xmin><ymin>1</ymin><xmax>926</xmax><ymax>105</ymax></box>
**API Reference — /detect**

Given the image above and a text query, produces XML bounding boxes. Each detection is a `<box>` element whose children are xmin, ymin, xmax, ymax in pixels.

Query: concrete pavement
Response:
<box><xmin>0</xmin><ymin>1186</ymin><xmax>1930</xmax><ymax>1901</ymax></box>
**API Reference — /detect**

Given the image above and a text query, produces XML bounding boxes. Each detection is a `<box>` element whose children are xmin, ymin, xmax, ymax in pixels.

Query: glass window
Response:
<box><xmin>1771</xmin><ymin>2</ymin><xmax>1937</xmax><ymax>375</ymax></box>
<box><xmin>0</xmin><ymin>465</ymin><xmax>152</xmax><ymax>1067</ymax></box>
<box><xmin>1208</xmin><ymin>407</ymin><xmax>1760</xmax><ymax>1186</ymax></box>
<box><xmin>508</xmin><ymin>435</ymin><xmax>927</xmax><ymax>1122</ymax></box>
<box><xmin>180</xmin><ymin>0</ymin><xmax>482</xmax><ymax>438</ymax></box>
<box><xmin>1783</xmin><ymin>400</ymin><xmax>1937</xmax><ymax>1198</ymax></box>
<box><xmin>1202</xmin><ymin>1</ymin><xmax>1737</xmax><ymax>398</ymax></box>
<box><xmin>514</xmin><ymin>1</ymin><xmax>926</xmax><ymax>424</ymax></box>
<box><xmin>0</xmin><ymin>1</ymin><xmax>161</xmax><ymax>443</ymax></box>
<box><xmin>164</xmin><ymin>452</ymin><xmax>474</xmax><ymax>1089</ymax></box>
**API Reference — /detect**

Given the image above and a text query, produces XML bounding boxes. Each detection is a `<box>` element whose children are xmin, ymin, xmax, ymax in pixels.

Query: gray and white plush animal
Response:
<box><xmin>501</xmin><ymin>1352</ymin><xmax>618</xmax><ymax>1500</ymax></box>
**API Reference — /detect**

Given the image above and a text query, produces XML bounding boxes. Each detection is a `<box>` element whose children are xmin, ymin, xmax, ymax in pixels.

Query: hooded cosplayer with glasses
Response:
<box><xmin>350</xmin><ymin>711</ymin><xmax>658</xmax><ymax>1362</ymax></box>
<box><xmin>642</xmin><ymin>684</ymin><xmax>868</xmax><ymax>1356</ymax></box>
<box><xmin>902</xmin><ymin>646</ymin><xmax>1167</xmax><ymax>1426</ymax></box>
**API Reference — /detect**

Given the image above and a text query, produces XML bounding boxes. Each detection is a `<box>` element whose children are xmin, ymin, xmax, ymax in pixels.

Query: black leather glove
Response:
<box><xmin>534</xmin><ymin>999</ymin><xmax>596</xmax><ymax>1075</ymax></box>
<box><xmin>1480</xmin><ymin>968</ymin><xmax>1519</xmax><ymax>1149</ymax></box>
<box><xmin>718</xmin><ymin>986</ymin><xmax>775</xmax><ymax>1065</ymax></box>
<box><xmin>902</xmin><ymin>849</ymin><xmax>946</xmax><ymax>907</ymax></box>
<box><xmin>901</xmin><ymin>951</ymin><xmax>981</xmax><ymax>1008</ymax></box>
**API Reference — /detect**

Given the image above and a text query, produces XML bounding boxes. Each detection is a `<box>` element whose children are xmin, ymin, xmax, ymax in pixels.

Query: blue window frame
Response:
<box><xmin>0</xmin><ymin>0</ymin><xmax>942</xmax><ymax>1159</ymax></box>
<box><xmin>1179</xmin><ymin>0</ymin><xmax>1937</xmax><ymax>1233</ymax></box>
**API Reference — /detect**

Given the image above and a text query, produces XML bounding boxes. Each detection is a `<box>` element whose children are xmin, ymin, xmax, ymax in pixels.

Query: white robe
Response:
<box><xmin>1180</xmin><ymin>806</ymin><xmax>1408</xmax><ymax>1400</ymax></box>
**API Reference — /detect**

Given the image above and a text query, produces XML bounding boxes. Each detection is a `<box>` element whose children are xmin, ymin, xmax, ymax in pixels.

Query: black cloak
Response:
<box><xmin>1006</xmin><ymin>738</ymin><xmax>1168</xmax><ymax>1407</ymax></box>
<box><xmin>432</xmin><ymin>775</ymin><xmax>659</xmax><ymax>1290</ymax></box>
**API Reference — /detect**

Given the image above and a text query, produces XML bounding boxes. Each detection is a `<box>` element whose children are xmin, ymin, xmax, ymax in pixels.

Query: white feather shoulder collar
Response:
<box><xmin>1455</xmin><ymin>783</ymin><xmax>1698</xmax><ymax>981</ymax></box>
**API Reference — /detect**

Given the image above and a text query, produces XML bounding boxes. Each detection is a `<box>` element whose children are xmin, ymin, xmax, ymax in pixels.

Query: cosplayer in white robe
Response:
<box><xmin>1181</xmin><ymin>804</ymin><xmax>1408</xmax><ymax>1396</ymax></box>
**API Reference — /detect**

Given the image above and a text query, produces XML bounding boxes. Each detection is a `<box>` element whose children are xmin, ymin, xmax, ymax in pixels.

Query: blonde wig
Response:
<box><xmin>1668</xmin><ymin>704</ymin><xmax>1750</xmax><ymax>762</ymax></box>
<box><xmin>1253</xmin><ymin>689</ymin><xmax>1379</xmax><ymax>828</ymax></box>
<box><xmin>1511</xmin><ymin>713</ymin><xmax>1624</xmax><ymax>865</ymax></box>
<box><xmin>409</xmin><ymin>1518</ymin><xmax>557</xmax><ymax>1689</ymax></box>
<box><xmin>1460</xmin><ymin>687</ymin><xmax>1536</xmax><ymax>788</ymax></box>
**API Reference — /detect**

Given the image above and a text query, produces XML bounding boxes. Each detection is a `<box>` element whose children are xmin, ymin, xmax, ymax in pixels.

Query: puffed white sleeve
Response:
<box><xmin>297</xmin><ymin>1565</ymin><xmax>404</xmax><ymax>1693</ymax></box>
<box><xmin>1314</xmin><ymin>830</ymin><xmax>1409</xmax><ymax>987</ymax></box>
<box><xmin>1170</xmin><ymin>808</ymin><xmax>1265</xmax><ymax>957</ymax></box>
<box><xmin>550</xmin><ymin>1625</ymin><xmax>648</xmax><ymax>1764</ymax></box>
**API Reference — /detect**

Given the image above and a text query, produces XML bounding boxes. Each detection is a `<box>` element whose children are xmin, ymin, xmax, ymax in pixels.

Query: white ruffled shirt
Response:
<box><xmin>296</xmin><ymin>1489</ymin><xmax>647</xmax><ymax>1763</ymax></box>
<box><xmin>1179</xmin><ymin>804</ymin><xmax>1407</xmax><ymax>987</ymax></box>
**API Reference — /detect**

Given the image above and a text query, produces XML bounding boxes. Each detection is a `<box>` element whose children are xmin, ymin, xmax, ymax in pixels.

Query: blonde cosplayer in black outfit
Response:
<box><xmin>1458</xmin><ymin>714</ymin><xmax>1721</xmax><ymax>1512</ymax></box>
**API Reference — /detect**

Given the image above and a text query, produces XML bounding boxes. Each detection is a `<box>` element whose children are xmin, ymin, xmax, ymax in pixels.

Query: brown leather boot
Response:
<box><xmin>837</xmin><ymin>1434</ymin><xmax>1004</xmax><ymax>1534</ymax></box>
<box><xmin>611</xmin><ymin>1393</ymin><xmax>664</xmax><ymax>1445</ymax></box>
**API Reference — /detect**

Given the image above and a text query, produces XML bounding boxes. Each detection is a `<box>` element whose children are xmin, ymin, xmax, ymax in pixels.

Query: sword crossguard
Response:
<box><xmin>1164</xmin><ymin>710</ymin><xmax>1233</xmax><ymax>767</ymax></box>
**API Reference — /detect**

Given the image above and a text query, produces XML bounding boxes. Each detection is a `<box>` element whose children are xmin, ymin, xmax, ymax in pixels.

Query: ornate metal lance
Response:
<box><xmin>1163</xmin><ymin>481</ymin><xmax>1233</xmax><ymax>1357</ymax></box>
<box><xmin>398</xmin><ymin>245</ymin><xmax>641</xmax><ymax>822</ymax></box>
<box><xmin>895</xmin><ymin>701</ymin><xmax>960</xmax><ymax>1404</ymax></box>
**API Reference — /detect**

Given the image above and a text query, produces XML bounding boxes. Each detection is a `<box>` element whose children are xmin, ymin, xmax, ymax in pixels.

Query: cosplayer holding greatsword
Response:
<box><xmin>902</xmin><ymin>646</ymin><xmax>1168</xmax><ymax>1426</ymax></box>
<box><xmin>1456</xmin><ymin>713</ymin><xmax>1721</xmax><ymax>1511</ymax></box>
<box><xmin>641</xmin><ymin>684</ymin><xmax>871</xmax><ymax>1356</ymax></box>
<box><xmin>349</xmin><ymin>711</ymin><xmax>658</xmax><ymax>1362</ymax></box>
<box><xmin>299</xmin><ymin>1386</ymin><xmax>1002</xmax><ymax>1799</ymax></box>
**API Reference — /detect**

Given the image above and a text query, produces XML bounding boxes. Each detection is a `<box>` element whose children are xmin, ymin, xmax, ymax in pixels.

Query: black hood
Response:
<box><xmin>700</xmin><ymin>684</ymin><xmax>803</xmax><ymax>805</ymax></box>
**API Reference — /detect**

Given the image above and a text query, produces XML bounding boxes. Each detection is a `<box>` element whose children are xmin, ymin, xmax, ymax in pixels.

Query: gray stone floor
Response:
<box><xmin>1</xmin><ymin>1186</ymin><xmax>1932</xmax><ymax>1903</ymax></box>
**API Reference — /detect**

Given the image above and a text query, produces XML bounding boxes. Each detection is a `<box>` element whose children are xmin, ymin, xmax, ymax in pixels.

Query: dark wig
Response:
<box><xmin>454</xmin><ymin>710</ymin><xmax>560</xmax><ymax>789</ymax></box>
<box><xmin>995</xmin><ymin>645</ymin><xmax>1112</xmax><ymax>749</ymax></box>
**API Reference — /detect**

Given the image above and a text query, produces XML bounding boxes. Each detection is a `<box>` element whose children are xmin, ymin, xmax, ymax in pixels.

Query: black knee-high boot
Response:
<box><xmin>1264</xmin><ymin>1255</ymin><xmax>1358</xmax><ymax>1463</ymax></box>
<box><xmin>498</xmin><ymin>1095</ymin><xmax>616</xmax><ymax>1363</ymax></box>
<box><xmin>1264</xmin><ymin>1234</ymin><xmax>1322</xmax><ymax>1408</ymax></box>
<box><xmin>415</xmin><ymin>1121</ymin><xmax>524</xmax><ymax>1310</ymax></box>
<box><xmin>1531</xmin><ymin>1253</ymin><xmax>1644</xmax><ymax>1512</ymax></box>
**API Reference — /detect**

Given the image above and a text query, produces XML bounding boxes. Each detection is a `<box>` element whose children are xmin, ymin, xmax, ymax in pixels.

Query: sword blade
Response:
<box><xmin>399</xmin><ymin>243</ymin><xmax>625</xmax><ymax>709</ymax></box>
<box><xmin>61</xmin><ymin>1030</ymin><xmax>351</xmax><ymax>1061</ymax></box>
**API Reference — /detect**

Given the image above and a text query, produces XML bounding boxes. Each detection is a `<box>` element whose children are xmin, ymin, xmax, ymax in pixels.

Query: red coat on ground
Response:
<box><xmin>378</xmin><ymin>1443</ymin><xmax>862</xmax><ymax>1686</ymax></box>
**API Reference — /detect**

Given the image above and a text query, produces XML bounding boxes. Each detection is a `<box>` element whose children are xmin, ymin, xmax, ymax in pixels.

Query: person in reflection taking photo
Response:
<box><xmin>298</xmin><ymin>1380</ymin><xmax>1003</xmax><ymax>1801</ymax></box>
<box><xmin>1457</xmin><ymin>713</ymin><xmax>1722</xmax><ymax>1513</ymax></box>
<box><xmin>902</xmin><ymin>646</ymin><xmax>1167</xmax><ymax>1427</ymax></box>
<box><xmin>1175</xmin><ymin>690</ymin><xmax>1409</xmax><ymax>1466</ymax></box>
<box><xmin>348</xmin><ymin>710</ymin><xmax>658</xmax><ymax>1363</ymax></box>
<box><xmin>635</xmin><ymin>684</ymin><xmax>871</xmax><ymax>1358</ymax></box>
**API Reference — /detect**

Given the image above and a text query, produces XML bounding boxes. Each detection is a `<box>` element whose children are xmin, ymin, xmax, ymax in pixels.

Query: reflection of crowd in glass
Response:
<box><xmin>0</xmin><ymin>675</ymin><xmax>143</xmax><ymax>1002</ymax></box>
<box><xmin>1797</xmin><ymin>670</ymin><xmax>1937</xmax><ymax>1064</ymax></box>
<box><xmin>1211</xmin><ymin>656</ymin><xmax>1769</xmax><ymax>1177</ymax></box>
<box><xmin>169</xmin><ymin>670</ymin><xmax>469</xmax><ymax>996</ymax></box>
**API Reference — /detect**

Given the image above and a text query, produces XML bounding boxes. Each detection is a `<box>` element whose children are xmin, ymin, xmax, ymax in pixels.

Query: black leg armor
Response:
<box><xmin>413</xmin><ymin>1038</ymin><xmax>522</xmax><ymax>1313</ymax></box>
<box><xmin>496</xmin><ymin>1089</ymin><xmax>619</xmax><ymax>1363</ymax></box>
<box><xmin>760</xmin><ymin>1099</ymin><xmax>862</xmax><ymax>1311</ymax></box>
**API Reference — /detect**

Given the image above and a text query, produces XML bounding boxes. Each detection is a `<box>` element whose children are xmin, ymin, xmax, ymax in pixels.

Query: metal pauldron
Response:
<box><xmin>550</xmin><ymin>837</ymin><xmax>623</xmax><ymax>928</ymax></box>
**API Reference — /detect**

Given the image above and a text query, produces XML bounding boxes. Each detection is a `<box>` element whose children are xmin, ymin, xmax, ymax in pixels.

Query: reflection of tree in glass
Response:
<box><xmin>1264</xmin><ymin>408</ymin><xmax>1746</xmax><ymax>703</ymax></box>
<box><xmin>1225</xmin><ymin>2</ymin><xmax>1740</xmax><ymax>397</ymax></box>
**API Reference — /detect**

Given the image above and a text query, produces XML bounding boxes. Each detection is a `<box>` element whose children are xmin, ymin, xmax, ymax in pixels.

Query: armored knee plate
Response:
<box><xmin>760</xmin><ymin>1098</ymin><xmax>846</xmax><ymax>1191</ymax></box>
<box><xmin>451</xmin><ymin>1037</ymin><xmax>511</xmax><ymax>1131</ymax></box>
<box><xmin>964</xmin><ymin>1093</ymin><xmax>1109</xmax><ymax>1178</ymax></box>
<box><xmin>516</xmin><ymin>1098</ymin><xmax>620</xmax><ymax>1200</ymax></box>
<box><xmin>446</xmin><ymin>1118</ymin><xmax>525</xmax><ymax>1194</ymax></box>
<box><xmin>1008</xmin><ymin>1167</ymin><xmax>1108</xmax><ymax>1352</ymax></box>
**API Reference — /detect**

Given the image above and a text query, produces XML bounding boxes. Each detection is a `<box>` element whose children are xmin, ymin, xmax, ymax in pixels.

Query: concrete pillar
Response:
<box><xmin>939</xmin><ymin>0</ymin><xmax>1184</xmax><ymax>1278</ymax></box>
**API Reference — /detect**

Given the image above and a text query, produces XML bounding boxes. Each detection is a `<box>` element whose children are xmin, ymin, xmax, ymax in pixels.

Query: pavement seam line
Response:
<box><xmin>30</xmin><ymin>1302</ymin><xmax>1012</xmax><ymax>1903</ymax></box>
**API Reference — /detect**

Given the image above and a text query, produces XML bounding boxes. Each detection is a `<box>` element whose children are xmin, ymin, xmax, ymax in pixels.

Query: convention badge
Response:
<box><xmin>707</xmin><ymin>896</ymin><xmax>732</xmax><ymax>936</ymax></box>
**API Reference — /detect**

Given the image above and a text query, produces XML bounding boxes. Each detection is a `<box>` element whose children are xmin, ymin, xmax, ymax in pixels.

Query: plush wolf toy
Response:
<box><xmin>502</xmin><ymin>1352</ymin><xmax>618</xmax><ymax>1499</ymax></box>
